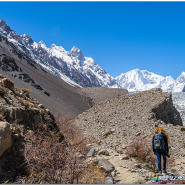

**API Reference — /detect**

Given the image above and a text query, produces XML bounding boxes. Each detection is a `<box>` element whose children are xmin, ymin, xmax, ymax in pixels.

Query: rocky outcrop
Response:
<box><xmin>151</xmin><ymin>89</ymin><xmax>182</xmax><ymax>126</ymax></box>
<box><xmin>75</xmin><ymin>88</ymin><xmax>184</xmax><ymax>157</ymax></box>
<box><xmin>6</xmin><ymin>107</ymin><xmax>23</xmax><ymax>124</ymax></box>
<box><xmin>2</xmin><ymin>78</ymin><xmax>14</xmax><ymax>90</ymax></box>
<box><xmin>0</xmin><ymin>74</ymin><xmax>63</xmax><ymax>157</ymax></box>
<box><xmin>0</xmin><ymin>122</ymin><xmax>12</xmax><ymax>157</ymax></box>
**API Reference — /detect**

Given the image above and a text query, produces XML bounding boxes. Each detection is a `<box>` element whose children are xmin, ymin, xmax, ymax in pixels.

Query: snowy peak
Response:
<box><xmin>116</xmin><ymin>69</ymin><xmax>175</xmax><ymax>92</ymax></box>
<box><xmin>173</xmin><ymin>72</ymin><xmax>185</xmax><ymax>92</ymax></box>
<box><xmin>21</xmin><ymin>33</ymin><xmax>33</xmax><ymax>45</ymax></box>
<box><xmin>69</xmin><ymin>46</ymin><xmax>84</xmax><ymax>60</ymax></box>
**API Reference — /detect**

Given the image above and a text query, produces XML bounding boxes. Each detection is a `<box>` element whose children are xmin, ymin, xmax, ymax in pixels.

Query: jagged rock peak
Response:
<box><xmin>0</xmin><ymin>19</ymin><xmax>11</xmax><ymax>33</ymax></box>
<box><xmin>38</xmin><ymin>40</ymin><xmax>47</xmax><ymax>48</ymax></box>
<box><xmin>70</xmin><ymin>46</ymin><xmax>84</xmax><ymax>59</ymax></box>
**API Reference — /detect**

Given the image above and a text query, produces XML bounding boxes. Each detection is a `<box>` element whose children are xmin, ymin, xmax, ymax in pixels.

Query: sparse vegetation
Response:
<box><xmin>17</xmin><ymin>114</ymin><xmax>106</xmax><ymax>184</ymax></box>
<box><xmin>123</xmin><ymin>136</ymin><xmax>175</xmax><ymax>170</ymax></box>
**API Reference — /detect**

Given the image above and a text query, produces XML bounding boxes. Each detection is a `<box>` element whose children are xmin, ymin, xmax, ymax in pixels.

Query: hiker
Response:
<box><xmin>152</xmin><ymin>127</ymin><xmax>169</xmax><ymax>174</ymax></box>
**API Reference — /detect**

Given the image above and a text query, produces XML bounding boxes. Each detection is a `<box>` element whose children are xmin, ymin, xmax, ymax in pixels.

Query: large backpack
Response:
<box><xmin>154</xmin><ymin>133</ymin><xmax>164</xmax><ymax>150</ymax></box>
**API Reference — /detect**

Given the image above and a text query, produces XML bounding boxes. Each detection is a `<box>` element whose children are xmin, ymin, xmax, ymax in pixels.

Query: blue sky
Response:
<box><xmin>1</xmin><ymin>2</ymin><xmax>185</xmax><ymax>79</ymax></box>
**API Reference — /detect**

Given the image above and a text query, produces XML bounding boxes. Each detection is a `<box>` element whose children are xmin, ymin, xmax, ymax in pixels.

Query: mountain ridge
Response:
<box><xmin>116</xmin><ymin>69</ymin><xmax>185</xmax><ymax>92</ymax></box>
<box><xmin>0</xmin><ymin>19</ymin><xmax>120</xmax><ymax>88</ymax></box>
<box><xmin>1</xmin><ymin>19</ymin><xmax>185</xmax><ymax>92</ymax></box>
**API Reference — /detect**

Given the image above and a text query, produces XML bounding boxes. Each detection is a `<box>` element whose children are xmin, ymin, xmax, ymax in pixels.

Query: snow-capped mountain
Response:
<box><xmin>115</xmin><ymin>69</ymin><xmax>184</xmax><ymax>92</ymax></box>
<box><xmin>173</xmin><ymin>72</ymin><xmax>185</xmax><ymax>92</ymax></box>
<box><xmin>0</xmin><ymin>19</ymin><xmax>119</xmax><ymax>88</ymax></box>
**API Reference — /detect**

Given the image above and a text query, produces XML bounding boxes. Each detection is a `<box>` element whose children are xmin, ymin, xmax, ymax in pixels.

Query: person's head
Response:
<box><xmin>155</xmin><ymin>127</ymin><xmax>169</xmax><ymax>142</ymax></box>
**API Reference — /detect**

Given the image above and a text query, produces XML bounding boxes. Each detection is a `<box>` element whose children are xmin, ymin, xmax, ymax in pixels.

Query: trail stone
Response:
<box><xmin>98</xmin><ymin>149</ymin><xmax>109</xmax><ymax>156</ymax></box>
<box><xmin>121</xmin><ymin>156</ymin><xmax>129</xmax><ymax>160</ymax></box>
<box><xmin>98</xmin><ymin>158</ymin><xmax>115</xmax><ymax>174</ymax></box>
<box><xmin>134</xmin><ymin>164</ymin><xmax>142</xmax><ymax>169</ymax></box>
<box><xmin>0</xmin><ymin>122</ymin><xmax>12</xmax><ymax>157</ymax></box>
<box><xmin>87</xmin><ymin>147</ymin><xmax>96</xmax><ymax>157</ymax></box>
<box><xmin>106</xmin><ymin>176</ymin><xmax>113</xmax><ymax>184</ymax></box>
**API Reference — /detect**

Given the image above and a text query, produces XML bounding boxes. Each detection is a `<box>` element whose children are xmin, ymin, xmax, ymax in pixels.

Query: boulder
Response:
<box><xmin>6</xmin><ymin>107</ymin><xmax>23</xmax><ymax>123</ymax></box>
<box><xmin>38</xmin><ymin>104</ymin><xmax>45</xmax><ymax>109</ymax></box>
<box><xmin>134</xmin><ymin>164</ymin><xmax>142</xmax><ymax>169</ymax></box>
<box><xmin>0</xmin><ymin>122</ymin><xmax>12</xmax><ymax>157</ymax></box>
<box><xmin>106</xmin><ymin>176</ymin><xmax>113</xmax><ymax>184</ymax></box>
<box><xmin>98</xmin><ymin>158</ymin><xmax>115</xmax><ymax>174</ymax></box>
<box><xmin>87</xmin><ymin>147</ymin><xmax>96</xmax><ymax>157</ymax></box>
<box><xmin>97</xmin><ymin>149</ymin><xmax>109</xmax><ymax>156</ymax></box>
<box><xmin>121</xmin><ymin>156</ymin><xmax>129</xmax><ymax>160</ymax></box>
<box><xmin>2</xmin><ymin>78</ymin><xmax>14</xmax><ymax>91</ymax></box>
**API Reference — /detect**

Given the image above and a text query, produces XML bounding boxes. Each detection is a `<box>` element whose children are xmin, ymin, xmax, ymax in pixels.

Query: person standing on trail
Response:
<box><xmin>152</xmin><ymin>127</ymin><xmax>169</xmax><ymax>174</ymax></box>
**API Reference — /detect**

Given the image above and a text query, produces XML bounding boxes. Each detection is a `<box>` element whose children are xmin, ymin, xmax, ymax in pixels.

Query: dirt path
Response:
<box><xmin>100</xmin><ymin>149</ymin><xmax>155</xmax><ymax>184</ymax></box>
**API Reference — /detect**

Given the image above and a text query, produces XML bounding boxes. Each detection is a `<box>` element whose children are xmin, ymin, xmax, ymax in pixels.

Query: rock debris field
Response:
<box><xmin>75</xmin><ymin>88</ymin><xmax>185</xmax><ymax>158</ymax></box>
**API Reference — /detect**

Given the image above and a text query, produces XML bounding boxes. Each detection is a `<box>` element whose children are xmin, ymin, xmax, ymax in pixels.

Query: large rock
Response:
<box><xmin>98</xmin><ymin>158</ymin><xmax>115</xmax><ymax>174</ymax></box>
<box><xmin>98</xmin><ymin>149</ymin><xmax>109</xmax><ymax>156</ymax></box>
<box><xmin>6</xmin><ymin>107</ymin><xmax>23</xmax><ymax>123</ymax></box>
<box><xmin>152</xmin><ymin>92</ymin><xmax>182</xmax><ymax>126</ymax></box>
<box><xmin>0</xmin><ymin>122</ymin><xmax>12</xmax><ymax>157</ymax></box>
<box><xmin>87</xmin><ymin>147</ymin><xmax>96</xmax><ymax>157</ymax></box>
<box><xmin>1</xmin><ymin>78</ymin><xmax>14</xmax><ymax>90</ymax></box>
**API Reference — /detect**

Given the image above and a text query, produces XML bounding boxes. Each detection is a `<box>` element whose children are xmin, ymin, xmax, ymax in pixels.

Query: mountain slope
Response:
<box><xmin>0</xmin><ymin>19</ymin><xmax>120</xmax><ymax>88</ymax></box>
<box><xmin>0</xmin><ymin>35</ymin><xmax>92</xmax><ymax>118</ymax></box>
<box><xmin>116</xmin><ymin>69</ymin><xmax>175</xmax><ymax>92</ymax></box>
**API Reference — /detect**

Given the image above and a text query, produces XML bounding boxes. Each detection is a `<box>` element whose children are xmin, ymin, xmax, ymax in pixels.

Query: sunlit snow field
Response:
<box><xmin>129</xmin><ymin>91</ymin><xmax>185</xmax><ymax>126</ymax></box>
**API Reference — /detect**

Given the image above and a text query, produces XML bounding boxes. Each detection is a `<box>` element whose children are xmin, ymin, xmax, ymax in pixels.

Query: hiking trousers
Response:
<box><xmin>156</xmin><ymin>149</ymin><xmax>166</xmax><ymax>172</ymax></box>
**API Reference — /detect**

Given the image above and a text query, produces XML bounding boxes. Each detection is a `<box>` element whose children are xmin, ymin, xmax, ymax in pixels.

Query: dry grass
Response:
<box><xmin>17</xmin><ymin>114</ymin><xmax>106</xmax><ymax>184</ymax></box>
<box><xmin>123</xmin><ymin>136</ymin><xmax>175</xmax><ymax>170</ymax></box>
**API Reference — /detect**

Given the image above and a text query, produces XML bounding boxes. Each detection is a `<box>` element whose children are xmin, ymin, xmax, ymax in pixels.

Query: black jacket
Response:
<box><xmin>152</xmin><ymin>133</ymin><xmax>169</xmax><ymax>153</ymax></box>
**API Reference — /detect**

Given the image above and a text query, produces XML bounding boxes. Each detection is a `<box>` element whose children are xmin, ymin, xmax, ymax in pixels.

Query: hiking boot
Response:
<box><xmin>163</xmin><ymin>169</ymin><xmax>167</xmax><ymax>173</ymax></box>
<box><xmin>158</xmin><ymin>171</ymin><xmax>162</xmax><ymax>174</ymax></box>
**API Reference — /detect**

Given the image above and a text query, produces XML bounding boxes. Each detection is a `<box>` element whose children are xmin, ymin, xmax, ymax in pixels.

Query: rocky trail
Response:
<box><xmin>86</xmin><ymin>147</ymin><xmax>185</xmax><ymax>184</ymax></box>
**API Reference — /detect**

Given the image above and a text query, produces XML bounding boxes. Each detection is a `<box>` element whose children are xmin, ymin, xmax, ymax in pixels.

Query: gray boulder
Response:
<box><xmin>87</xmin><ymin>147</ymin><xmax>96</xmax><ymax>157</ymax></box>
<box><xmin>97</xmin><ymin>149</ymin><xmax>109</xmax><ymax>156</ymax></box>
<box><xmin>98</xmin><ymin>158</ymin><xmax>115</xmax><ymax>174</ymax></box>
<box><xmin>106</xmin><ymin>176</ymin><xmax>113</xmax><ymax>184</ymax></box>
